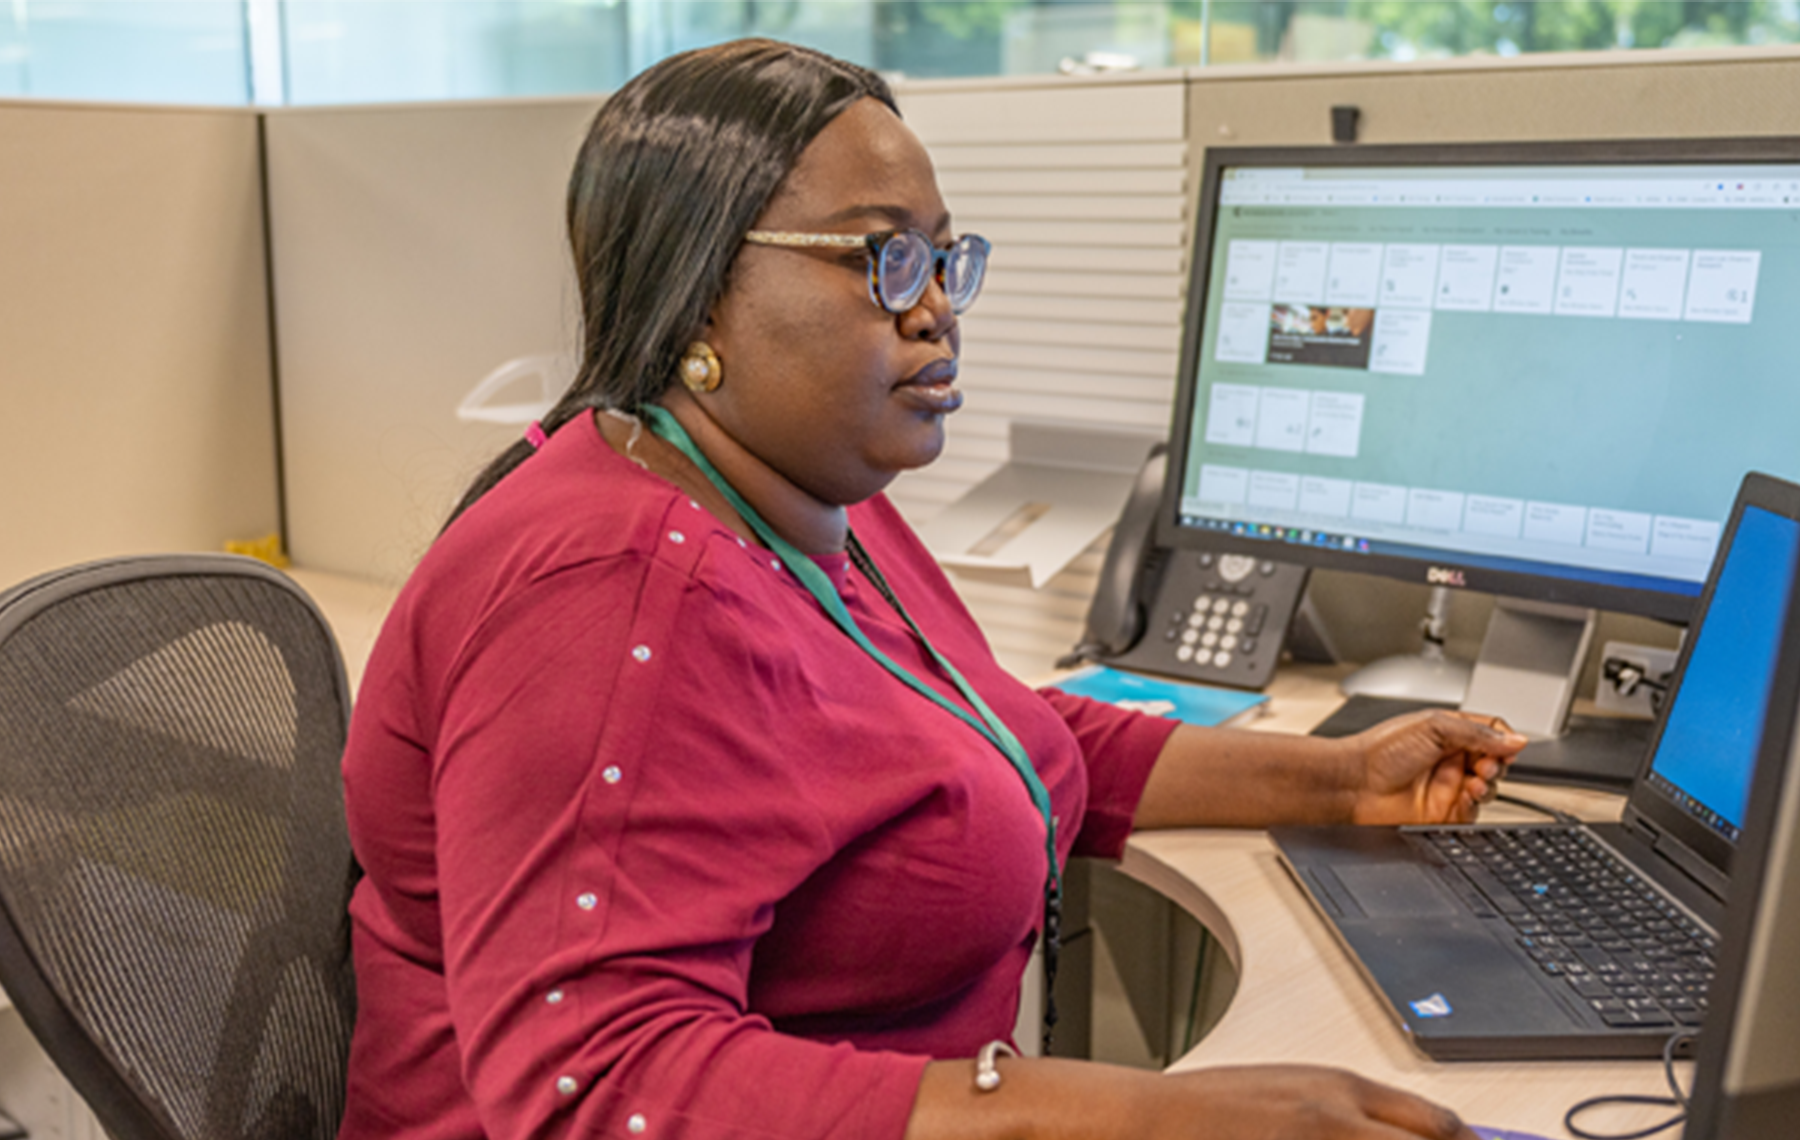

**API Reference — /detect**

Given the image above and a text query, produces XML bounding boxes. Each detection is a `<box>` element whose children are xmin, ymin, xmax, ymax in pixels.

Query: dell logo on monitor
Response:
<box><xmin>1426</xmin><ymin>567</ymin><xmax>1468</xmax><ymax>588</ymax></box>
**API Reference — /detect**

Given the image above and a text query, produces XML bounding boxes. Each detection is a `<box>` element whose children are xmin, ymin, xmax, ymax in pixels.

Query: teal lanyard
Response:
<box><xmin>639</xmin><ymin>405</ymin><xmax>1061</xmax><ymax>898</ymax></box>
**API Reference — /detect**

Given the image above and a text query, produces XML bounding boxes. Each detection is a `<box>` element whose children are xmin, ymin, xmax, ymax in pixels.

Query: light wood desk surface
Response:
<box><xmin>1126</xmin><ymin>664</ymin><xmax>1684</xmax><ymax>1138</ymax></box>
<box><xmin>294</xmin><ymin>571</ymin><xmax>1682</xmax><ymax>1137</ymax></box>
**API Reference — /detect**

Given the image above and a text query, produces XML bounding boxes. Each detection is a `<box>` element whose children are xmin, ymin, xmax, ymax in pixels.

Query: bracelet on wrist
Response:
<box><xmin>974</xmin><ymin>1040</ymin><xmax>1017</xmax><ymax>1092</ymax></box>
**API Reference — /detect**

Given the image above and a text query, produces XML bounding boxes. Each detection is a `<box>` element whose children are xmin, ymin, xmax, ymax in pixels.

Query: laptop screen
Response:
<box><xmin>1646</xmin><ymin>503</ymin><xmax>1800</xmax><ymax>843</ymax></box>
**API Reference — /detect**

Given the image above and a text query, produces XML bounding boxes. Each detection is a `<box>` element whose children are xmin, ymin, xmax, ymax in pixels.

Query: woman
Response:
<box><xmin>339</xmin><ymin>38</ymin><xmax>1525</xmax><ymax>1140</ymax></box>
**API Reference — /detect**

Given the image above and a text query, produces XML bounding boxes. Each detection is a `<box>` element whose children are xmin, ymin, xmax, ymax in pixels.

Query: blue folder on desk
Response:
<box><xmin>1050</xmin><ymin>665</ymin><xmax>1267</xmax><ymax>728</ymax></box>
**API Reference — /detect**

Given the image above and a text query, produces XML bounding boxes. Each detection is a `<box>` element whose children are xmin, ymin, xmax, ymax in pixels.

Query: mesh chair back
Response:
<box><xmin>0</xmin><ymin>555</ymin><xmax>357</xmax><ymax>1140</ymax></box>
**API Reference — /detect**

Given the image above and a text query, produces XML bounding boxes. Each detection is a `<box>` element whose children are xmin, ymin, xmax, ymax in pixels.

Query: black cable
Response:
<box><xmin>1662</xmin><ymin>1031</ymin><xmax>1695</xmax><ymax>1111</ymax></box>
<box><xmin>1563</xmin><ymin>1032</ymin><xmax>1694</xmax><ymax>1139</ymax></box>
<box><xmin>1493</xmin><ymin>791</ymin><xmax>1581</xmax><ymax>824</ymax></box>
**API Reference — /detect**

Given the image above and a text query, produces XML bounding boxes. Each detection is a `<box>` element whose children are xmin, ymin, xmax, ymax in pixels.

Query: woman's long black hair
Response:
<box><xmin>447</xmin><ymin>38</ymin><xmax>896</xmax><ymax>524</ymax></box>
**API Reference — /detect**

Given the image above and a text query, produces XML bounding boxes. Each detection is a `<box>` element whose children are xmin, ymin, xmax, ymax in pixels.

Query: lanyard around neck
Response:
<box><xmin>639</xmin><ymin>404</ymin><xmax>1060</xmax><ymax>892</ymax></box>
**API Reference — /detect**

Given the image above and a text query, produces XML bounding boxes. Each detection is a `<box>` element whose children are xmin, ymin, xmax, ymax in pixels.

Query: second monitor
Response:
<box><xmin>1162</xmin><ymin>137</ymin><xmax>1800</xmax><ymax>778</ymax></box>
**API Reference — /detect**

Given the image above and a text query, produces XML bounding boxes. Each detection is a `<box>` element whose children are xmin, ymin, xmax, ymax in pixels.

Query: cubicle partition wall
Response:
<box><xmin>0</xmin><ymin>101</ymin><xmax>279</xmax><ymax>596</ymax></box>
<box><xmin>263</xmin><ymin>98</ymin><xmax>599</xmax><ymax>584</ymax></box>
<box><xmin>893</xmin><ymin>77</ymin><xmax>1190</xmax><ymax>675</ymax></box>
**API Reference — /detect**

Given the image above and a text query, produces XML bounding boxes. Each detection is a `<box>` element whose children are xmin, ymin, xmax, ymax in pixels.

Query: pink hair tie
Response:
<box><xmin>525</xmin><ymin>421</ymin><xmax>548</xmax><ymax>451</ymax></box>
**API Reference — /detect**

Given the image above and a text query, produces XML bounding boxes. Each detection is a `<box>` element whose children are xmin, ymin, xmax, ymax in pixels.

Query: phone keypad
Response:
<box><xmin>1170</xmin><ymin>590</ymin><xmax>1269</xmax><ymax>671</ymax></box>
<box><xmin>1114</xmin><ymin>551</ymin><xmax>1307</xmax><ymax>690</ymax></box>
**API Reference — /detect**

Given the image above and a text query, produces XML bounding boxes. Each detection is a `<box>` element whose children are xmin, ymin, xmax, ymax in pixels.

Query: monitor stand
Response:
<box><xmin>1339</xmin><ymin>587</ymin><xmax>1471</xmax><ymax>704</ymax></box>
<box><xmin>1317</xmin><ymin>597</ymin><xmax>1651</xmax><ymax>791</ymax></box>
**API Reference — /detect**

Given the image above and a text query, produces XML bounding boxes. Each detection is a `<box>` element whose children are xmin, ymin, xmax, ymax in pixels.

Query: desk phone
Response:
<box><xmin>1068</xmin><ymin>446</ymin><xmax>1306</xmax><ymax>691</ymax></box>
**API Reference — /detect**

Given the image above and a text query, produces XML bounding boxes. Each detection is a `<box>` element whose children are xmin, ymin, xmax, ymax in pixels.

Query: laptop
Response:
<box><xmin>1271</xmin><ymin>471</ymin><xmax>1800</xmax><ymax>1061</ymax></box>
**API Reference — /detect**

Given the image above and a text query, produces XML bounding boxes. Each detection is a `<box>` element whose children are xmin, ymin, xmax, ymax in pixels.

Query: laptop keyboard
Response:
<box><xmin>1417</xmin><ymin>827</ymin><xmax>1716</xmax><ymax>1030</ymax></box>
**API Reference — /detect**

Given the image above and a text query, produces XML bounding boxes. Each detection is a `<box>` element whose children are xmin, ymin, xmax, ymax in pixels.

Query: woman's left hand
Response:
<box><xmin>1344</xmin><ymin>710</ymin><xmax>1528</xmax><ymax>825</ymax></box>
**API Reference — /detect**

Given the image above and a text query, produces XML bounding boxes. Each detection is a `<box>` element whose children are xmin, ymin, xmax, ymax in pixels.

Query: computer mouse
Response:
<box><xmin>1470</xmin><ymin>1128</ymin><xmax>1555</xmax><ymax>1140</ymax></box>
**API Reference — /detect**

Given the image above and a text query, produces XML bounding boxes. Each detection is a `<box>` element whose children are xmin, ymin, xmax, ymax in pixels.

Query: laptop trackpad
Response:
<box><xmin>1331</xmin><ymin>864</ymin><xmax>1460</xmax><ymax>918</ymax></box>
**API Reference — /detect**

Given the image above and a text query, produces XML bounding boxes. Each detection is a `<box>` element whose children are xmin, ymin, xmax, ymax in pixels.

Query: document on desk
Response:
<box><xmin>1049</xmin><ymin>665</ymin><xmax>1268</xmax><ymax>728</ymax></box>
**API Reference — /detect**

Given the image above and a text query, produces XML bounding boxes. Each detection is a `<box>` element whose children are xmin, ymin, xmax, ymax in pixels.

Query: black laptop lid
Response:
<box><xmin>1625</xmin><ymin>472</ymin><xmax>1800</xmax><ymax>882</ymax></box>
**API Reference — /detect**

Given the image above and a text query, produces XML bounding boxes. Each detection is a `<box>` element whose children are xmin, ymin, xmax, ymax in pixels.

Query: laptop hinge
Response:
<box><xmin>1623</xmin><ymin>806</ymin><xmax>1729</xmax><ymax>905</ymax></box>
<box><xmin>1654</xmin><ymin>832</ymin><xmax>1729</xmax><ymax>902</ymax></box>
<box><xmin>1621</xmin><ymin>805</ymin><xmax>1660</xmax><ymax>845</ymax></box>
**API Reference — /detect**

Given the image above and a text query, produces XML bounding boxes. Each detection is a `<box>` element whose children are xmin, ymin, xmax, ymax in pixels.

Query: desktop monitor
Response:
<box><xmin>1162</xmin><ymin>137</ymin><xmax>1800</xmax><ymax>750</ymax></box>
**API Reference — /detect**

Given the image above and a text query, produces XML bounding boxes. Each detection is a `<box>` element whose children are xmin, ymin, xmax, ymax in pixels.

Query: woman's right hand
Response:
<box><xmin>1143</xmin><ymin>1065</ymin><xmax>1475</xmax><ymax>1139</ymax></box>
<box><xmin>907</xmin><ymin>1057</ymin><xmax>1479</xmax><ymax>1140</ymax></box>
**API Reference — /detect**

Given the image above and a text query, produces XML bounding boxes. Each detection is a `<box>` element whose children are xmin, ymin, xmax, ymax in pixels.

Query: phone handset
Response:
<box><xmin>1060</xmin><ymin>444</ymin><xmax>1170</xmax><ymax>664</ymax></box>
<box><xmin>1062</xmin><ymin>446</ymin><xmax>1308</xmax><ymax>692</ymax></box>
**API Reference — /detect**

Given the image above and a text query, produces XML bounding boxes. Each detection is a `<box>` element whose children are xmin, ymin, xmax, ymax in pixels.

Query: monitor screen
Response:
<box><xmin>1644</xmin><ymin>500</ymin><xmax>1800</xmax><ymax>846</ymax></box>
<box><xmin>1164</xmin><ymin>139</ymin><xmax>1800</xmax><ymax>623</ymax></box>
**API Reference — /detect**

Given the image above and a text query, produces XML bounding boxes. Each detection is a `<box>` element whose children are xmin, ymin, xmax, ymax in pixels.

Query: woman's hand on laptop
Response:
<box><xmin>1347</xmin><ymin>711</ymin><xmax>1528</xmax><ymax>825</ymax></box>
<box><xmin>1133</xmin><ymin>711</ymin><xmax>1526</xmax><ymax>831</ymax></box>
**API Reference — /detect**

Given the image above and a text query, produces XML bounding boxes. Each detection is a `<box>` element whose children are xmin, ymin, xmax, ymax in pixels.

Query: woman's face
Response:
<box><xmin>699</xmin><ymin>97</ymin><xmax>962</xmax><ymax>507</ymax></box>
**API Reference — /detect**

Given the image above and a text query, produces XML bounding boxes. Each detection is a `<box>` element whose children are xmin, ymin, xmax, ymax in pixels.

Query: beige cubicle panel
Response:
<box><xmin>264</xmin><ymin>97</ymin><xmax>599</xmax><ymax>583</ymax></box>
<box><xmin>1186</xmin><ymin>44</ymin><xmax>1800</xmax><ymax>150</ymax></box>
<box><xmin>0</xmin><ymin>101</ymin><xmax>279</xmax><ymax>593</ymax></box>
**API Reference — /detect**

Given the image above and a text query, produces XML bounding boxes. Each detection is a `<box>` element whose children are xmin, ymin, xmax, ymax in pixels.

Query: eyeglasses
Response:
<box><xmin>742</xmin><ymin>229</ymin><xmax>991</xmax><ymax>315</ymax></box>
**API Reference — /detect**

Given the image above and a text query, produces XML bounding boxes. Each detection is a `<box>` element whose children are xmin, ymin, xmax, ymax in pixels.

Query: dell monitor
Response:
<box><xmin>1162</xmin><ymin>137</ymin><xmax>1800</xmax><ymax>775</ymax></box>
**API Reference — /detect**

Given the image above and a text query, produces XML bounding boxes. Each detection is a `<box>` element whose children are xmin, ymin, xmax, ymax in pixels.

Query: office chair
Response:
<box><xmin>0</xmin><ymin>554</ymin><xmax>357</xmax><ymax>1140</ymax></box>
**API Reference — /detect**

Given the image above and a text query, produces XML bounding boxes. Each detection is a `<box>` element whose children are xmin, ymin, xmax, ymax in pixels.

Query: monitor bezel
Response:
<box><xmin>1160</xmin><ymin>135</ymin><xmax>1800</xmax><ymax>626</ymax></box>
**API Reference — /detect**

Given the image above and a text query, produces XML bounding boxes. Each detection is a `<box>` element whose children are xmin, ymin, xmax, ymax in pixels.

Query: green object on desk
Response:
<box><xmin>1051</xmin><ymin>666</ymin><xmax>1268</xmax><ymax>728</ymax></box>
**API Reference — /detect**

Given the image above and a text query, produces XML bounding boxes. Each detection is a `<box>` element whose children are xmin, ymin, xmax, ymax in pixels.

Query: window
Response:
<box><xmin>3</xmin><ymin>1</ymin><xmax>1797</xmax><ymax>106</ymax></box>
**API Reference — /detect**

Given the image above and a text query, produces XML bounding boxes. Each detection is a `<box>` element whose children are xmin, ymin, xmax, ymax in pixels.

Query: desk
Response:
<box><xmin>296</xmin><ymin>574</ymin><xmax>1680</xmax><ymax>1138</ymax></box>
<box><xmin>1123</xmin><ymin>665</ymin><xmax>1683</xmax><ymax>1138</ymax></box>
